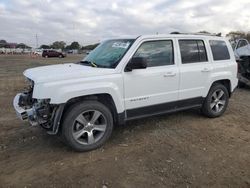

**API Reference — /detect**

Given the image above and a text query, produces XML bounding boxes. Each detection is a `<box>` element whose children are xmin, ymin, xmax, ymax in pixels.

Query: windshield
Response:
<box><xmin>82</xmin><ymin>39</ymin><xmax>135</xmax><ymax>68</ymax></box>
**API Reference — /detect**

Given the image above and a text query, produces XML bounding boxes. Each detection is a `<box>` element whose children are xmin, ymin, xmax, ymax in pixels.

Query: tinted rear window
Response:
<box><xmin>209</xmin><ymin>40</ymin><xmax>230</xmax><ymax>61</ymax></box>
<box><xmin>179</xmin><ymin>40</ymin><xmax>208</xmax><ymax>64</ymax></box>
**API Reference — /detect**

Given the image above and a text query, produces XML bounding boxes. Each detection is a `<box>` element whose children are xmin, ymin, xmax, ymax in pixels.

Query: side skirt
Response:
<box><xmin>125</xmin><ymin>97</ymin><xmax>204</xmax><ymax>121</ymax></box>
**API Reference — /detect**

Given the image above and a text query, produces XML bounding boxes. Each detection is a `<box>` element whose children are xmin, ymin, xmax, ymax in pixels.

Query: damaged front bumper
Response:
<box><xmin>13</xmin><ymin>93</ymin><xmax>65</xmax><ymax>135</ymax></box>
<box><xmin>13</xmin><ymin>93</ymin><xmax>39</xmax><ymax>126</ymax></box>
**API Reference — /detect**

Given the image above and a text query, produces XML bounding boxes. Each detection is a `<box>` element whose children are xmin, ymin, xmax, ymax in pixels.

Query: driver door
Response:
<box><xmin>123</xmin><ymin>39</ymin><xmax>179</xmax><ymax>118</ymax></box>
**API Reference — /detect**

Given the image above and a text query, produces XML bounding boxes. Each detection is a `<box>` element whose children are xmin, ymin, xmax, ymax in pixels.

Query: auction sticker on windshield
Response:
<box><xmin>112</xmin><ymin>42</ymin><xmax>130</xmax><ymax>49</ymax></box>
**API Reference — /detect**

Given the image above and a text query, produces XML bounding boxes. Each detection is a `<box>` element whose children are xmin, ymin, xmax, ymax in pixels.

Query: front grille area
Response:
<box><xmin>18</xmin><ymin>91</ymin><xmax>33</xmax><ymax>108</ymax></box>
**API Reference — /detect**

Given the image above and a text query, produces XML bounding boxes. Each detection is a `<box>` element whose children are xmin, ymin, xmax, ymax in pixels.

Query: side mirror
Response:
<box><xmin>125</xmin><ymin>57</ymin><xmax>147</xmax><ymax>72</ymax></box>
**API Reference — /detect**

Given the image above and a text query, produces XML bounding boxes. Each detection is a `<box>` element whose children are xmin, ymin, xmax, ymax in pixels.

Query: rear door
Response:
<box><xmin>53</xmin><ymin>51</ymin><xmax>58</xmax><ymax>57</ymax></box>
<box><xmin>48</xmin><ymin>50</ymin><xmax>53</xmax><ymax>57</ymax></box>
<box><xmin>178</xmin><ymin>39</ymin><xmax>212</xmax><ymax>100</ymax></box>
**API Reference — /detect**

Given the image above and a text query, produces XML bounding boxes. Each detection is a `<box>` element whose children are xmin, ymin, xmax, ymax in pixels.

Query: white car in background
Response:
<box><xmin>233</xmin><ymin>39</ymin><xmax>250</xmax><ymax>87</ymax></box>
<box><xmin>34</xmin><ymin>49</ymin><xmax>43</xmax><ymax>56</ymax></box>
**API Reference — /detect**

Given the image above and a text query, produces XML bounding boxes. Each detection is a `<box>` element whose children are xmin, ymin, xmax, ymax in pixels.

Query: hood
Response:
<box><xmin>24</xmin><ymin>63</ymin><xmax>116</xmax><ymax>83</ymax></box>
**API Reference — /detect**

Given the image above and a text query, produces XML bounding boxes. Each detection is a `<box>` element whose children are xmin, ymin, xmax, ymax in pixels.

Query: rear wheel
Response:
<box><xmin>61</xmin><ymin>101</ymin><xmax>114</xmax><ymax>152</ymax></box>
<box><xmin>202</xmin><ymin>84</ymin><xmax>229</xmax><ymax>118</ymax></box>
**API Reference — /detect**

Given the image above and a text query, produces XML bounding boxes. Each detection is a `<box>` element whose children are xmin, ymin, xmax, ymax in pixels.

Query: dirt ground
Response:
<box><xmin>0</xmin><ymin>54</ymin><xmax>249</xmax><ymax>188</ymax></box>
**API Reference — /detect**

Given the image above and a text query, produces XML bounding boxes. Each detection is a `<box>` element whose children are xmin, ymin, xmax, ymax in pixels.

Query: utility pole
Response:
<box><xmin>35</xmin><ymin>34</ymin><xmax>38</xmax><ymax>49</ymax></box>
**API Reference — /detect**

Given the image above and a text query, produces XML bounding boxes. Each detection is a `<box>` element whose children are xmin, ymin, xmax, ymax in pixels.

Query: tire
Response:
<box><xmin>61</xmin><ymin>100</ymin><xmax>113</xmax><ymax>152</ymax></box>
<box><xmin>45</xmin><ymin>55</ymin><xmax>48</xmax><ymax>58</ymax></box>
<box><xmin>202</xmin><ymin>84</ymin><xmax>229</xmax><ymax>118</ymax></box>
<box><xmin>59</xmin><ymin>55</ymin><xmax>62</xmax><ymax>58</ymax></box>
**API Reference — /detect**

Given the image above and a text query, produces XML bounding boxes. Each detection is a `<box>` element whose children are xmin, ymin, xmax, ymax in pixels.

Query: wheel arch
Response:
<box><xmin>209</xmin><ymin>79</ymin><xmax>232</xmax><ymax>97</ymax></box>
<box><xmin>64</xmin><ymin>93</ymin><xmax>119</xmax><ymax>122</ymax></box>
<box><xmin>49</xmin><ymin>93</ymin><xmax>124</xmax><ymax>135</ymax></box>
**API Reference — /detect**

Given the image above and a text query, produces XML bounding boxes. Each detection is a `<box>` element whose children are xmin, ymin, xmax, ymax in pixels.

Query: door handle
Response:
<box><xmin>201</xmin><ymin>68</ymin><xmax>211</xmax><ymax>72</ymax></box>
<box><xmin>163</xmin><ymin>72</ymin><xmax>176</xmax><ymax>77</ymax></box>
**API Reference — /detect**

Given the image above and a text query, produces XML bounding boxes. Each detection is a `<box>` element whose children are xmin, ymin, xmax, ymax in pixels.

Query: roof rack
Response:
<box><xmin>170</xmin><ymin>32</ymin><xmax>222</xmax><ymax>37</ymax></box>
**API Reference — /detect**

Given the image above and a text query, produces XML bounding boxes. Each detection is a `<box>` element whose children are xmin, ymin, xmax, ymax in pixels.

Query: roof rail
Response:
<box><xmin>170</xmin><ymin>32</ymin><xmax>222</xmax><ymax>37</ymax></box>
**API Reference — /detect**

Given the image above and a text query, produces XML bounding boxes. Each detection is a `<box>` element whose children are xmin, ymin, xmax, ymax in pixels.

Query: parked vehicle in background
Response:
<box><xmin>13</xmin><ymin>34</ymin><xmax>238</xmax><ymax>152</ymax></box>
<box><xmin>233</xmin><ymin>39</ymin><xmax>250</xmax><ymax>87</ymax></box>
<box><xmin>42</xmin><ymin>50</ymin><xmax>66</xmax><ymax>58</ymax></box>
<box><xmin>67</xmin><ymin>49</ymin><xmax>79</xmax><ymax>54</ymax></box>
<box><xmin>34</xmin><ymin>49</ymin><xmax>43</xmax><ymax>56</ymax></box>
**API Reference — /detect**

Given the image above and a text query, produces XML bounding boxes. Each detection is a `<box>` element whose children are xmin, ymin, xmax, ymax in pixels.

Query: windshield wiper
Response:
<box><xmin>79</xmin><ymin>60</ymin><xmax>98</xmax><ymax>67</ymax></box>
<box><xmin>79</xmin><ymin>60</ymin><xmax>111</xmax><ymax>68</ymax></box>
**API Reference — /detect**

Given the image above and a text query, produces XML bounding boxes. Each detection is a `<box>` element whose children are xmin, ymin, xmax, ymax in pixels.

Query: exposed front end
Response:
<box><xmin>13</xmin><ymin>78</ymin><xmax>57</xmax><ymax>131</ymax></box>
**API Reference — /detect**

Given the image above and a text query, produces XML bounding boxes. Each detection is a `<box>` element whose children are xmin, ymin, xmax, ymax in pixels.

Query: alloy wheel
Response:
<box><xmin>72</xmin><ymin>110</ymin><xmax>107</xmax><ymax>145</ymax></box>
<box><xmin>210</xmin><ymin>89</ymin><xmax>226</xmax><ymax>113</ymax></box>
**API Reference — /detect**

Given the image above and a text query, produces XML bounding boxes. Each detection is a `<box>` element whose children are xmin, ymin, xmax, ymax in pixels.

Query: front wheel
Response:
<box><xmin>61</xmin><ymin>101</ymin><xmax>114</xmax><ymax>152</ymax></box>
<box><xmin>202</xmin><ymin>84</ymin><xmax>229</xmax><ymax>118</ymax></box>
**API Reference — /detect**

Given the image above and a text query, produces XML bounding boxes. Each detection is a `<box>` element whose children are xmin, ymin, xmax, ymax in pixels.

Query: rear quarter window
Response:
<box><xmin>209</xmin><ymin>40</ymin><xmax>230</xmax><ymax>61</ymax></box>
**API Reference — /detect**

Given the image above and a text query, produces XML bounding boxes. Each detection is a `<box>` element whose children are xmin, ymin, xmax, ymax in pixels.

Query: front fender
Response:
<box><xmin>33</xmin><ymin>79</ymin><xmax>125</xmax><ymax>113</ymax></box>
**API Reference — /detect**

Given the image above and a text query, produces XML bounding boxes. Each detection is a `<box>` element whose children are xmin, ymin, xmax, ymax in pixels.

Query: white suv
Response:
<box><xmin>13</xmin><ymin>34</ymin><xmax>238</xmax><ymax>151</ymax></box>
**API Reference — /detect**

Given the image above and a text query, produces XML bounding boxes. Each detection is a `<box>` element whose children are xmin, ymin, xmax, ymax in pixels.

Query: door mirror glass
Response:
<box><xmin>125</xmin><ymin>57</ymin><xmax>147</xmax><ymax>72</ymax></box>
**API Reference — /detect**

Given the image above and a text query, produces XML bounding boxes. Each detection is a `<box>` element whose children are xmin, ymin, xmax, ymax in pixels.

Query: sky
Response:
<box><xmin>0</xmin><ymin>0</ymin><xmax>250</xmax><ymax>47</ymax></box>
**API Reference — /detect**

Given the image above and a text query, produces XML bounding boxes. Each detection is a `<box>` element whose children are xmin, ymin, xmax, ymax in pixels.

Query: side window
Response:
<box><xmin>179</xmin><ymin>40</ymin><xmax>208</xmax><ymax>64</ymax></box>
<box><xmin>209</xmin><ymin>40</ymin><xmax>230</xmax><ymax>61</ymax></box>
<box><xmin>133</xmin><ymin>40</ymin><xmax>174</xmax><ymax>67</ymax></box>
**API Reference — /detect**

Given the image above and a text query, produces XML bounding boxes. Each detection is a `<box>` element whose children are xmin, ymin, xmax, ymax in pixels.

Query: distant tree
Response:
<box><xmin>70</xmin><ymin>41</ymin><xmax>80</xmax><ymax>49</ymax></box>
<box><xmin>82</xmin><ymin>43</ymin><xmax>99</xmax><ymax>50</ymax></box>
<box><xmin>0</xmin><ymin>40</ymin><xmax>7</xmax><ymax>44</ymax></box>
<box><xmin>0</xmin><ymin>39</ymin><xmax>7</xmax><ymax>48</ymax></box>
<box><xmin>65</xmin><ymin>45</ymin><xmax>71</xmax><ymax>50</ymax></box>
<box><xmin>198</xmin><ymin>31</ymin><xmax>211</xmax><ymax>34</ymax></box>
<box><xmin>16</xmin><ymin>43</ymin><xmax>31</xmax><ymax>49</ymax></box>
<box><xmin>50</xmin><ymin>41</ymin><xmax>66</xmax><ymax>49</ymax></box>
<box><xmin>65</xmin><ymin>42</ymin><xmax>81</xmax><ymax>50</ymax></box>
<box><xmin>40</xmin><ymin>44</ymin><xmax>50</xmax><ymax>49</ymax></box>
<box><xmin>226</xmin><ymin>31</ymin><xmax>250</xmax><ymax>42</ymax></box>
